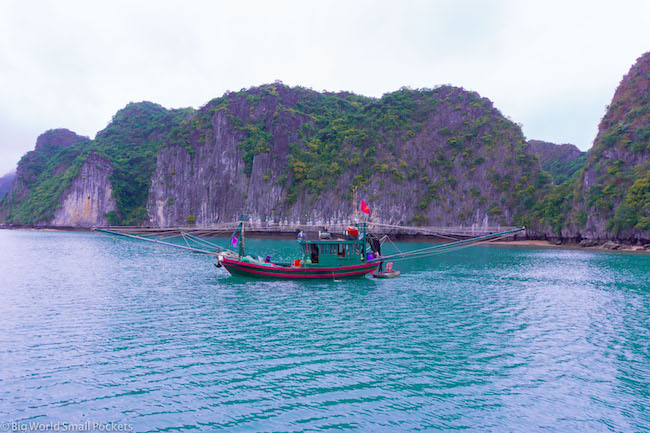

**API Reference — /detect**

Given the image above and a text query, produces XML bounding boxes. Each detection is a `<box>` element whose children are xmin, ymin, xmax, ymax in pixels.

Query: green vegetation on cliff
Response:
<box><xmin>2</xmin><ymin>52</ymin><xmax>648</xmax><ymax>242</ymax></box>
<box><xmin>171</xmin><ymin>83</ymin><xmax>544</xmax><ymax>226</ymax></box>
<box><xmin>0</xmin><ymin>84</ymin><xmax>558</xmax><ymax>230</ymax></box>
<box><xmin>607</xmin><ymin>162</ymin><xmax>650</xmax><ymax>233</ymax></box>
<box><xmin>94</xmin><ymin>102</ymin><xmax>193</xmax><ymax>225</ymax></box>
<box><xmin>529</xmin><ymin>52</ymin><xmax>649</xmax><ymax>239</ymax></box>
<box><xmin>0</xmin><ymin>104</ymin><xmax>193</xmax><ymax>225</ymax></box>
<box><xmin>0</xmin><ymin>129</ymin><xmax>90</xmax><ymax>224</ymax></box>
<box><xmin>528</xmin><ymin>140</ymin><xmax>586</xmax><ymax>185</ymax></box>
<box><xmin>579</xmin><ymin>52</ymin><xmax>649</xmax><ymax>237</ymax></box>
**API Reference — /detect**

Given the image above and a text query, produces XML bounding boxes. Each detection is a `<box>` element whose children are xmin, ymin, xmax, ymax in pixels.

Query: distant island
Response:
<box><xmin>0</xmin><ymin>171</ymin><xmax>15</xmax><ymax>200</ymax></box>
<box><xmin>1</xmin><ymin>52</ymin><xmax>648</xmax><ymax>245</ymax></box>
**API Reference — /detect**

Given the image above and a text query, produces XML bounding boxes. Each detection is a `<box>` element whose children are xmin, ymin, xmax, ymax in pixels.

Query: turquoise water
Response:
<box><xmin>1</xmin><ymin>230</ymin><xmax>649</xmax><ymax>432</ymax></box>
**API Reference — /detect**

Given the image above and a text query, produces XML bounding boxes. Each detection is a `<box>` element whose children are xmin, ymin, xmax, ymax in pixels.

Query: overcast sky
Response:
<box><xmin>0</xmin><ymin>0</ymin><xmax>648</xmax><ymax>174</ymax></box>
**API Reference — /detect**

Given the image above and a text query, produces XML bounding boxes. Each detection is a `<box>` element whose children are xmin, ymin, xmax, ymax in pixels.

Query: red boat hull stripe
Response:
<box><xmin>221</xmin><ymin>258</ymin><xmax>376</xmax><ymax>272</ymax></box>
<box><xmin>221</xmin><ymin>259</ymin><xmax>378</xmax><ymax>279</ymax></box>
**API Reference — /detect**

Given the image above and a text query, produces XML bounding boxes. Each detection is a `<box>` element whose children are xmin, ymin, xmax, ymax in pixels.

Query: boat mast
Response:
<box><xmin>230</xmin><ymin>215</ymin><xmax>246</xmax><ymax>259</ymax></box>
<box><xmin>240</xmin><ymin>216</ymin><xmax>245</xmax><ymax>258</ymax></box>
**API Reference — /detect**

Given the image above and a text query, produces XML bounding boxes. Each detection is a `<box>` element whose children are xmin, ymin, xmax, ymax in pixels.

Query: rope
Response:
<box><xmin>94</xmin><ymin>228</ymin><xmax>220</xmax><ymax>256</ymax></box>
<box><xmin>101</xmin><ymin>231</ymin><xmax>205</xmax><ymax>257</ymax></box>
<box><xmin>95</xmin><ymin>224</ymin><xmax>524</xmax><ymax>265</ymax></box>
<box><xmin>373</xmin><ymin>227</ymin><xmax>524</xmax><ymax>262</ymax></box>
<box><xmin>384</xmin><ymin>235</ymin><xmax>403</xmax><ymax>254</ymax></box>
<box><xmin>385</xmin><ymin>233</ymin><xmax>517</xmax><ymax>262</ymax></box>
<box><xmin>181</xmin><ymin>232</ymin><xmax>235</xmax><ymax>254</ymax></box>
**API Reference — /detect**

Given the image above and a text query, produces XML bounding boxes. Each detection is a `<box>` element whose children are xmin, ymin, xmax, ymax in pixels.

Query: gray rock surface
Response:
<box><xmin>51</xmin><ymin>154</ymin><xmax>116</xmax><ymax>227</ymax></box>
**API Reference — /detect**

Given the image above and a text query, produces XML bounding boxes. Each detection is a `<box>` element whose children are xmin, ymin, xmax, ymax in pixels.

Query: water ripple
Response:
<box><xmin>0</xmin><ymin>232</ymin><xmax>649</xmax><ymax>431</ymax></box>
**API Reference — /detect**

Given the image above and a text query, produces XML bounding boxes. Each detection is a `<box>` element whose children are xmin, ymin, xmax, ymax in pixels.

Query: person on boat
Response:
<box><xmin>297</xmin><ymin>230</ymin><xmax>305</xmax><ymax>240</ymax></box>
<box><xmin>264</xmin><ymin>255</ymin><xmax>272</xmax><ymax>264</ymax></box>
<box><xmin>370</xmin><ymin>235</ymin><xmax>383</xmax><ymax>272</ymax></box>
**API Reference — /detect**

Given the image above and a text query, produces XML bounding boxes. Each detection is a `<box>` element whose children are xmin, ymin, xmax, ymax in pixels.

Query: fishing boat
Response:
<box><xmin>94</xmin><ymin>219</ymin><xmax>525</xmax><ymax>280</ymax></box>
<box><xmin>216</xmin><ymin>222</ymin><xmax>381</xmax><ymax>279</ymax></box>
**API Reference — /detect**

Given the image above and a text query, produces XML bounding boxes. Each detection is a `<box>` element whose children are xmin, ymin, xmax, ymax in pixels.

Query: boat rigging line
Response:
<box><xmin>369</xmin><ymin>227</ymin><xmax>525</xmax><ymax>262</ymax></box>
<box><xmin>94</xmin><ymin>225</ymin><xmax>524</xmax><ymax>265</ymax></box>
<box><xmin>93</xmin><ymin>228</ymin><xmax>234</xmax><ymax>256</ymax></box>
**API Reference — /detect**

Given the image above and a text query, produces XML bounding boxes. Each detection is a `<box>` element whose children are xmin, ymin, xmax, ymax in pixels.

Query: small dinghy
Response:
<box><xmin>373</xmin><ymin>262</ymin><xmax>400</xmax><ymax>278</ymax></box>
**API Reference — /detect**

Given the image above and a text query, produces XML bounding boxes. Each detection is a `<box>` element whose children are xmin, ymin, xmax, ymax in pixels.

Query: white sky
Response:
<box><xmin>0</xmin><ymin>0</ymin><xmax>648</xmax><ymax>174</ymax></box>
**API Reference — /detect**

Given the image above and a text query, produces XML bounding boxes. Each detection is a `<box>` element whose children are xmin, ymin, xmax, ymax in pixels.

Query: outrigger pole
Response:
<box><xmin>95</xmin><ymin>226</ymin><xmax>525</xmax><ymax>266</ymax></box>
<box><xmin>370</xmin><ymin>226</ymin><xmax>526</xmax><ymax>262</ymax></box>
<box><xmin>93</xmin><ymin>228</ymin><xmax>225</xmax><ymax>256</ymax></box>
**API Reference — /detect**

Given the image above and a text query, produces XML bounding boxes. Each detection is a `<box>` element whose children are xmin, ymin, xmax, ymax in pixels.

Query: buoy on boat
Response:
<box><xmin>373</xmin><ymin>262</ymin><xmax>400</xmax><ymax>278</ymax></box>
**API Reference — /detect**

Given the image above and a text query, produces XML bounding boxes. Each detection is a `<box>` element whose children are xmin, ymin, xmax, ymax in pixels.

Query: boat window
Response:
<box><xmin>330</xmin><ymin>245</ymin><xmax>336</xmax><ymax>255</ymax></box>
<box><xmin>338</xmin><ymin>244</ymin><xmax>345</xmax><ymax>257</ymax></box>
<box><xmin>354</xmin><ymin>244</ymin><xmax>360</xmax><ymax>255</ymax></box>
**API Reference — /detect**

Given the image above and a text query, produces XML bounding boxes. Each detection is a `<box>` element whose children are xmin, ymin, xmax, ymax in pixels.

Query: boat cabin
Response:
<box><xmin>297</xmin><ymin>224</ymin><xmax>373</xmax><ymax>267</ymax></box>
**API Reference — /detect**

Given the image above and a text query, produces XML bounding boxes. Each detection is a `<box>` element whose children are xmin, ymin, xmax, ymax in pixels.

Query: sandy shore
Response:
<box><xmin>490</xmin><ymin>239</ymin><xmax>648</xmax><ymax>252</ymax></box>
<box><xmin>490</xmin><ymin>240</ymin><xmax>559</xmax><ymax>247</ymax></box>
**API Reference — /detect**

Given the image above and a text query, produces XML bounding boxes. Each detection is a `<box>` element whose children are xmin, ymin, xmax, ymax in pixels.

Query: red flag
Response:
<box><xmin>360</xmin><ymin>199</ymin><xmax>371</xmax><ymax>215</ymax></box>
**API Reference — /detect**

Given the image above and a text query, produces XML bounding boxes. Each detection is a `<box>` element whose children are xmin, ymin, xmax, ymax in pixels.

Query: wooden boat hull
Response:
<box><xmin>220</xmin><ymin>258</ymin><xmax>379</xmax><ymax>279</ymax></box>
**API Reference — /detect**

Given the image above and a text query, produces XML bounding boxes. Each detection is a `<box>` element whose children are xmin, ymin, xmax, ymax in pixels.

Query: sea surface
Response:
<box><xmin>1</xmin><ymin>230</ymin><xmax>649</xmax><ymax>432</ymax></box>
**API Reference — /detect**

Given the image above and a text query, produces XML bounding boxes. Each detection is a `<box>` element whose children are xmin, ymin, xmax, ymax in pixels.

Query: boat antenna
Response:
<box><xmin>352</xmin><ymin>186</ymin><xmax>359</xmax><ymax>223</ymax></box>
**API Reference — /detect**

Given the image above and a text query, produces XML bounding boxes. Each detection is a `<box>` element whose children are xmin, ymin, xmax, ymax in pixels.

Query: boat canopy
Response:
<box><xmin>296</xmin><ymin>223</ymin><xmax>374</xmax><ymax>267</ymax></box>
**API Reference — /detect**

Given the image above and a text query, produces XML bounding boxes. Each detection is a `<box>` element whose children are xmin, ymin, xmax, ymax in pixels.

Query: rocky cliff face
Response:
<box><xmin>148</xmin><ymin>88</ymin><xmax>330</xmax><ymax>226</ymax></box>
<box><xmin>148</xmin><ymin>84</ymin><xmax>543</xmax><ymax>229</ymax></box>
<box><xmin>0</xmin><ymin>129</ymin><xmax>90</xmax><ymax>224</ymax></box>
<box><xmin>148</xmin><ymin>109</ymin><xmax>252</xmax><ymax>226</ymax></box>
<box><xmin>50</xmin><ymin>154</ymin><xmax>116</xmax><ymax>226</ymax></box>
<box><xmin>3</xmin><ymin>129</ymin><xmax>88</xmax><ymax>206</ymax></box>
<box><xmin>575</xmin><ymin>52</ymin><xmax>649</xmax><ymax>241</ymax></box>
<box><xmin>3</xmin><ymin>55</ymin><xmax>648</xmax><ymax>243</ymax></box>
<box><xmin>93</xmin><ymin>102</ymin><xmax>194</xmax><ymax>225</ymax></box>
<box><xmin>0</xmin><ymin>104</ymin><xmax>191</xmax><ymax>226</ymax></box>
<box><xmin>527</xmin><ymin>52</ymin><xmax>649</xmax><ymax>242</ymax></box>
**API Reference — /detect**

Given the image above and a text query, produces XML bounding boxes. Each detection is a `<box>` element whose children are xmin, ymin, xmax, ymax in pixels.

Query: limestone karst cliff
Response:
<box><xmin>577</xmin><ymin>52</ymin><xmax>650</xmax><ymax>240</ymax></box>
<box><xmin>528</xmin><ymin>52</ymin><xmax>649</xmax><ymax>242</ymax></box>
<box><xmin>147</xmin><ymin>85</ymin><xmax>543</xmax><ymax>228</ymax></box>
<box><xmin>1</xmin><ymin>53</ymin><xmax>648</xmax><ymax>243</ymax></box>
<box><xmin>0</xmin><ymin>129</ymin><xmax>90</xmax><ymax>224</ymax></box>
<box><xmin>50</xmin><ymin>154</ymin><xmax>116</xmax><ymax>227</ymax></box>
<box><xmin>527</xmin><ymin>140</ymin><xmax>586</xmax><ymax>185</ymax></box>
